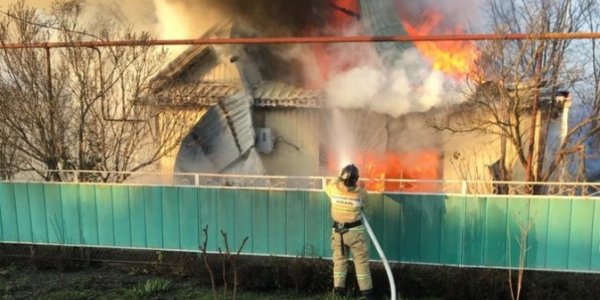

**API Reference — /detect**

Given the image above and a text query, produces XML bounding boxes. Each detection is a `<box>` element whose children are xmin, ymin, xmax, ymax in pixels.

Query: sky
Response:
<box><xmin>11</xmin><ymin>0</ymin><xmax>222</xmax><ymax>39</ymax></box>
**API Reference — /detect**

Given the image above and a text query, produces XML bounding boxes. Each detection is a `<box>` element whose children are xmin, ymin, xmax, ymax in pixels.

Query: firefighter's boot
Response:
<box><xmin>333</xmin><ymin>287</ymin><xmax>346</xmax><ymax>298</ymax></box>
<box><xmin>359</xmin><ymin>289</ymin><xmax>376</xmax><ymax>300</ymax></box>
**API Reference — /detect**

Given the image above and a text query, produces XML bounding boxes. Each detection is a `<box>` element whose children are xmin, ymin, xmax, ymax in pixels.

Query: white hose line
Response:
<box><xmin>362</xmin><ymin>212</ymin><xmax>397</xmax><ymax>300</ymax></box>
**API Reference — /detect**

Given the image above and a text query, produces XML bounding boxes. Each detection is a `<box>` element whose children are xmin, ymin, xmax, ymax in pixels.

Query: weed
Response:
<box><xmin>0</xmin><ymin>280</ymin><xmax>14</xmax><ymax>298</ymax></box>
<box><xmin>130</xmin><ymin>278</ymin><xmax>173</xmax><ymax>298</ymax></box>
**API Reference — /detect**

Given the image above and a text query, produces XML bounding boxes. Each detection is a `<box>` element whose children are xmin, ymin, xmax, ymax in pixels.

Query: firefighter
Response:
<box><xmin>326</xmin><ymin>164</ymin><xmax>375</xmax><ymax>300</ymax></box>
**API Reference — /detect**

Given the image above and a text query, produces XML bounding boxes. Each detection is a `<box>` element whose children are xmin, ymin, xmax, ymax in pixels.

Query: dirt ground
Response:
<box><xmin>3</xmin><ymin>244</ymin><xmax>600</xmax><ymax>300</ymax></box>
<box><xmin>0</xmin><ymin>262</ymin><xmax>324</xmax><ymax>300</ymax></box>
<box><xmin>0</xmin><ymin>244</ymin><xmax>351</xmax><ymax>299</ymax></box>
<box><xmin>0</xmin><ymin>249</ymin><xmax>329</xmax><ymax>300</ymax></box>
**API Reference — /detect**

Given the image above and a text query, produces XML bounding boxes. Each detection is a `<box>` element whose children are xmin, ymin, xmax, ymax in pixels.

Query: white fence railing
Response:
<box><xmin>1</xmin><ymin>169</ymin><xmax>600</xmax><ymax>196</ymax></box>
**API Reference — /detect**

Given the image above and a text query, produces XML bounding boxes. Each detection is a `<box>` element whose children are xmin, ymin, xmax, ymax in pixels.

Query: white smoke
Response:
<box><xmin>394</xmin><ymin>0</ymin><xmax>483</xmax><ymax>30</ymax></box>
<box><xmin>325</xmin><ymin>66</ymin><xmax>385</xmax><ymax>109</ymax></box>
<box><xmin>324</xmin><ymin>48</ymin><xmax>465</xmax><ymax>117</ymax></box>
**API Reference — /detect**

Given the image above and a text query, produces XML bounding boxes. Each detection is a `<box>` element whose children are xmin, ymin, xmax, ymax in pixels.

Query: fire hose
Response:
<box><xmin>362</xmin><ymin>211</ymin><xmax>397</xmax><ymax>300</ymax></box>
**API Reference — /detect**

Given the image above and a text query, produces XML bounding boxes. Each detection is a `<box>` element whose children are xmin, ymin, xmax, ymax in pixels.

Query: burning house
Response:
<box><xmin>140</xmin><ymin>0</ymin><xmax>574</xmax><ymax>192</ymax></box>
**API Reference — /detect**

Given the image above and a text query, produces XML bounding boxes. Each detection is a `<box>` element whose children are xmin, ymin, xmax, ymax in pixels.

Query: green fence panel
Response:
<box><xmin>216</xmin><ymin>189</ymin><xmax>236</xmax><ymax>250</ymax></box>
<box><xmin>419</xmin><ymin>194</ymin><xmax>444</xmax><ymax>264</ymax></box>
<box><xmin>568</xmin><ymin>200</ymin><xmax>595</xmax><ymax>270</ymax></box>
<box><xmin>592</xmin><ymin>201</ymin><xmax>600</xmax><ymax>270</ymax></box>
<box><xmin>365</xmin><ymin>194</ymin><xmax>384</xmax><ymax>259</ymax></box>
<box><xmin>179</xmin><ymin>187</ymin><xmax>199</xmax><ymax>251</ymax></box>
<box><xmin>267</xmin><ymin>190</ymin><xmax>287</xmax><ymax>255</ymax></box>
<box><xmin>546</xmin><ymin>199</ymin><xmax>572</xmax><ymax>270</ymax></box>
<box><xmin>404</xmin><ymin>195</ymin><xmax>425</xmax><ymax>262</ymax></box>
<box><xmin>378</xmin><ymin>194</ymin><xmax>400</xmax><ymax>261</ymax></box>
<box><xmin>198</xmin><ymin>188</ymin><xmax>218</xmax><ymax>251</ymax></box>
<box><xmin>463</xmin><ymin>196</ymin><xmax>487</xmax><ymax>266</ymax></box>
<box><xmin>28</xmin><ymin>183</ymin><xmax>48</xmax><ymax>244</ymax></box>
<box><xmin>527</xmin><ymin>197</ymin><xmax>550</xmax><ymax>269</ymax></box>
<box><xmin>14</xmin><ymin>183</ymin><xmax>32</xmax><ymax>243</ymax></box>
<box><xmin>96</xmin><ymin>185</ymin><xmax>115</xmax><ymax>246</ymax></box>
<box><xmin>112</xmin><ymin>186</ymin><xmax>132</xmax><ymax>247</ymax></box>
<box><xmin>79</xmin><ymin>185</ymin><xmax>98</xmax><ymax>245</ymax></box>
<box><xmin>0</xmin><ymin>184</ymin><xmax>5</xmax><ymax>241</ymax></box>
<box><xmin>3</xmin><ymin>182</ymin><xmax>600</xmax><ymax>274</ymax></box>
<box><xmin>129</xmin><ymin>186</ymin><xmax>147</xmax><ymax>248</ymax></box>
<box><xmin>506</xmin><ymin>196</ymin><xmax>531</xmax><ymax>268</ymax></box>
<box><xmin>251</xmin><ymin>190</ymin><xmax>269</xmax><ymax>254</ymax></box>
<box><xmin>144</xmin><ymin>186</ymin><xmax>163</xmax><ymax>248</ymax></box>
<box><xmin>43</xmin><ymin>184</ymin><xmax>63</xmax><ymax>244</ymax></box>
<box><xmin>0</xmin><ymin>183</ymin><xmax>17</xmax><ymax>241</ymax></box>
<box><xmin>233</xmin><ymin>189</ymin><xmax>252</xmax><ymax>253</ymax></box>
<box><xmin>60</xmin><ymin>184</ymin><xmax>81</xmax><ymax>245</ymax></box>
<box><xmin>440</xmin><ymin>195</ymin><xmax>464</xmax><ymax>265</ymax></box>
<box><xmin>304</xmin><ymin>191</ymin><xmax>329</xmax><ymax>257</ymax></box>
<box><xmin>285</xmin><ymin>190</ymin><xmax>305</xmax><ymax>256</ymax></box>
<box><xmin>162</xmin><ymin>187</ymin><xmax>181</xmax><ymax>250</ymax></box>
<box><xmin>482</xmin><ymin>197</ymin><xmax>508</xmax><ymax>267</ymax></box>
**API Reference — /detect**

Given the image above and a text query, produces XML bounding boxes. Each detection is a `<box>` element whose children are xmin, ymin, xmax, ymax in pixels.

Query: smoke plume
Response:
<box><xmin>394</xmin><ymin>0</ymin><xmax>482</xmax><ymax>31</ymax></box>
<box><xmin>18</xmin><ymin>0</ymin><xmax>340</xmax><ymax>37</ymax></box>
<box><xmin>19</xmin><ymin>0</ymin><xmax>477</xmax><ymax>117</ymax></box>
<box><xmin>321</xmin><ymin>0</ymin><xmax>480</xmax><ymax>117</ymax></box>
<box><xmin>164</xmin><ymin>0</ymin><xmax>332</xmax><ymax>36</ymax></box>
<box><xmin>324</xmin><ymin>48</ymin><xmax>464</xmax><ymax>117</ymax></box>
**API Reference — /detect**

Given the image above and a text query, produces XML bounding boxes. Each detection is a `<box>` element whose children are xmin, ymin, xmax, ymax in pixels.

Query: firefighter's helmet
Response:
<box><xmin>339</xmin><ymin>164</ymin><xmax>359</xmax><ymax>187</ymax></box>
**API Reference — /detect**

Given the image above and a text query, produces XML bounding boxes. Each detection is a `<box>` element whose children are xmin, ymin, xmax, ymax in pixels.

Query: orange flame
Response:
<box><xmin>328</xmin><ymin>150</ymin><xmax>441</xmax><ymax>192</ymax></box>
<box><xmin>402</xmin><ymin>9</ymin><xmax>479</xmax><ymax>78</ymax></box>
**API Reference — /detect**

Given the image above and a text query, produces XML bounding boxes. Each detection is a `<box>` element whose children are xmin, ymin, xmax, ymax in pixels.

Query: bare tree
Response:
<box><xmin>0</xmin><ymin>0</ymin><xmax>188</xmax><ymax>182</ymax></box>
<box><xmin>582</xmin><ymin>0</ymin><xmax>600</xmax><ymax>122</ymax></box>
<box><xmin>507</xmin><ymin>218</ymin><xmax>531</xmax><ymax>300</ymax></box>
<box><xmin>576</xmin><ymin>1</ymin><xmax>600</xmax><ymax>180</ymax></box>
<box><xmin>0</xmin><ymin>123</ymin><xmax>25</xmax><ymax>179</ymax></box>
<box><xmin>436</xmin><ymin>0</ymin><xmax>600</xmax><ymax>189</ymax></box>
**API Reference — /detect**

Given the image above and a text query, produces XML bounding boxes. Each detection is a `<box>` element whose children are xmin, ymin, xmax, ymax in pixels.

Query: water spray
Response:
<box><xmin>362</xmin><ymin>211</ymin><xmax>397</xmax><ymax>300</ymax></box>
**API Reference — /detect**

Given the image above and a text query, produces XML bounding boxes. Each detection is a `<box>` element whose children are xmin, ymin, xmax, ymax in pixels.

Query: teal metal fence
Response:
<box><xmin>0</xmin><ymin>182</ymin><xmax>599</xmax><ymax>273</ymax></box>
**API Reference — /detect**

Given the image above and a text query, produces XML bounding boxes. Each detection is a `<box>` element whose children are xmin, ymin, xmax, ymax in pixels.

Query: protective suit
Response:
<box><xmin>326</xmin><ymin>164</ymin><xmax>374</xmax><ymax>299</ymax></box>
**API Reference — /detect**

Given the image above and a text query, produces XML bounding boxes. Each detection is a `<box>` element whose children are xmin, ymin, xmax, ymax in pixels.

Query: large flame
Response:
<box><xmin>402</xmin><ymin>9</ymin><xmax>479</xmax><ymax>78</ymax></box>
<box><xmin>328</xmin><ymin>150</ymin><xmax>441</xmax><ymax>192</ymax></box>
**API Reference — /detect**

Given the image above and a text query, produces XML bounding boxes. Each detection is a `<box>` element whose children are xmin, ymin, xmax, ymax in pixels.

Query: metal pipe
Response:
<box><xmin>1</xmin><ymin>32</ymin><xmax>600</xmax><ymax>49</ymax></box>
<box><xmin>361</xmin><ymin>212</ymin><xmax>396</xmax><ymax>300</ymax></box>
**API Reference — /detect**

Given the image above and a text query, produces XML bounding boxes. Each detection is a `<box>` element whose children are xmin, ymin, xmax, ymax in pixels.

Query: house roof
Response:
<box><xmin>146</xmin><ymin>81</ymin><xmax>242</xmax><ymax>109</ymax></box>
<box><xmin>149</xmin><ymin>21</ymin><xmax>235</xmax><ymax>92</ymax></box>
<box><xmin>145</xmin><ymin>1</ymin><xmax>413</xmax><ymax>109</ymax></box>
<box><xmin>145</xmin><ymin>80</ymin><xmax>322</xmax><ymax>109</ymax></box>
<box><xmin>142</xmin><ymin>19</ymin><xmax>324</xmax><ymax>109</ymax></box>
<box><xmin>253</xmin><ymin>81</ymin><xmax>322</xmax><ymax>108</ymax></box>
